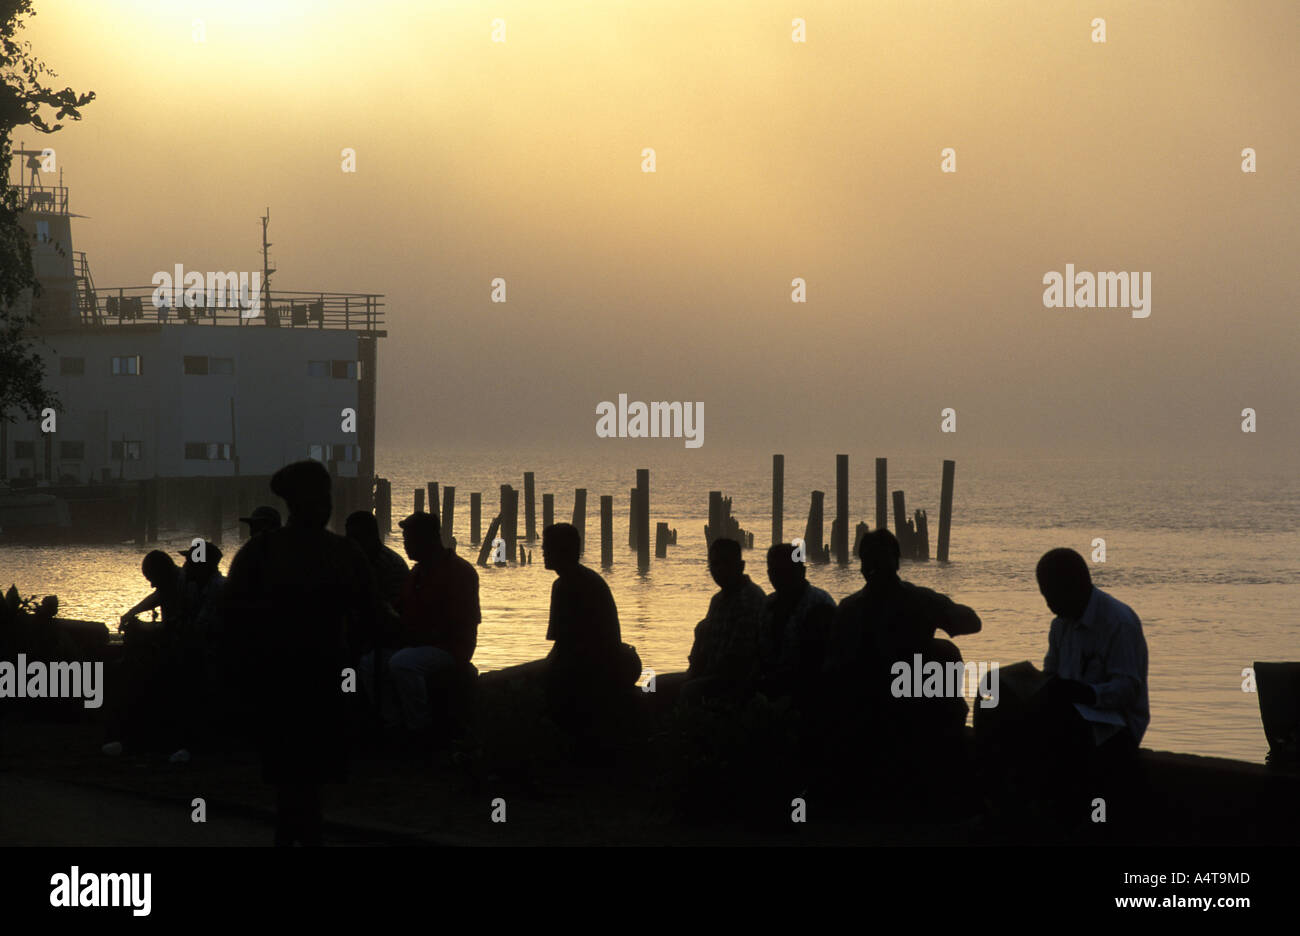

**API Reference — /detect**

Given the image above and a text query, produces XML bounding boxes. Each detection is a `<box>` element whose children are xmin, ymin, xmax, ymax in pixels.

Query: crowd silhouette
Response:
<box><xmin>105</xmin><ymin>462</ymin><xmax>1151</xmax><ymax>843</ymax></box>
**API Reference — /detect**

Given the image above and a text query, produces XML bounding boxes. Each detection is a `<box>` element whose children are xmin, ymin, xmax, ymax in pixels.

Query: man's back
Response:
<box><xmin>828</xmin><ymin>578</ymin><xmax>980</xmax><ymax>673</ymax></box>
<box><xmin>399</xmin><ymin>551</ymin><xmax>480</xmax><ymax>663</ymax></box>
<box><xmin>547</xmin><ymin>563</ymin><xmax>621</xmax><ymax>663</ymax></box>
<box><xmin>689</xmin><ymin>576</ymin><xmax>765</xmax><ymax>681</ymax></box>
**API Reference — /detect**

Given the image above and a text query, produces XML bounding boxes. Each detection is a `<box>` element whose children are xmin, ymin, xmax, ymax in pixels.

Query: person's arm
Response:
<box><xmin>1087</xmin><ymin>618</ymin><xmax>1146</xmax><ymax>712</ymax></box>
<box><xmin>122</xmin><ymin>590</ymin><xmax>162</xmax><ymax>621</ymax></box>
<box><xmin>1043</xmin><ymin>619</ymin><xmax>1061</xmax><ymax>675</ymax></box>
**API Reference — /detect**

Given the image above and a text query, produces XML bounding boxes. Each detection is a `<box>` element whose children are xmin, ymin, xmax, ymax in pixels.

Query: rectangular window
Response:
<box><xmin>330</xmin><ymin>360</ymin><xmax>351</xmax><ymax>379</ymax></box>
<box><xmin>111</xmin><ymin>355</ymin><xmax>142</xmax><ymax>376</ymax></box>
<box><xmin>35</xmin><ymin>220</ymin><xmax>50</xmax><ymax>243</ymax></box>
<box><xmin>14</xmin><ymin>441</ymin><xmax>35</xmax><ymax>459</ymax></box>
<box><xmin>307</xmin><ymin>360</ymin><xmax>329</xmax><ymax>377</ymax></box>
<box><xmin>211</xmin><ymin>357</ymin><xmax>235</xmax><ymax>375</ymax></box>
<box><xmin>59</xmin><ymin>356</ymin><xmax>85</xmax><ymax>376</ymax></box>
<box><xmin>185</xmin><ymin>442</ymin><xmax>231</xmax><ymax>461</ymax></box>
<box><xmin>58</xmin><ymin>441</ymin><xmax>85</xmax><ymax>460</ymax></box>
<box><xmin>308</xmin><ymin>444</ymin><xmax>324</xmax><ymax>461</ymax></box>
<box><xmin>111</xmin><ymin>440</ymin><xmax>143</xmax><ymax>461</ymax></box>
<box><xmin>183</xmin><ymin>355</ymin><xmax>209</xmax><ymax>375</ymax></box>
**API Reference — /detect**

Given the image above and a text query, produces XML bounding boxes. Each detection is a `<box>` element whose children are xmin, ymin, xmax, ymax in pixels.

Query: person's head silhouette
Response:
<box><xmin>141</xmin><ymin>550</ymin><xmax>177</xmax><ymax>589</ymax></box>
<box><xmin>542</xmin><ymin>522</ymin><xmax>581</xmax><ymax>574</ymax></box>
<box><xmin>1036</xmin><ymin>548</ymin><xmax>1093</xmax><ymax>619</ymax></box>
<box><xmin>398</xmin><ymin>511</ymin><xmax>443</xmax><ymax>563</ymax></box>
<box><xmin>708</xmin><ymin>537</ymin><xmax>745</xmax><ymax>590</ymax></box>
<box><xmin>345</xmin><ymin>510</ymin><xmax>383</xmax><ymax>555</ymax></box>
<box><xmin>766</xmin><ymin>543</ymin><xmax>806</xmax><ymax>595</ymax></box>
<box><xmin>857</xmin><ymin>528</ymin><xmax>901</xmax><ymax>587</ymax></box>
<box><xmin>270</xmin><ymin>460</ymin><xmax>332</xmax><ymax>528</ymax></box>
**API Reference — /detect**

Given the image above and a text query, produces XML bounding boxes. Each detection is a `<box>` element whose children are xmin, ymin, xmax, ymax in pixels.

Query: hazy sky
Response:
<box><xmin>22</xmin><ymin>0</ymin><xmax>1299</xmax><ymax>459</ymax></box>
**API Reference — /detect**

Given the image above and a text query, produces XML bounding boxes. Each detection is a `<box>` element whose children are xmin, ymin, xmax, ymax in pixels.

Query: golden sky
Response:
<box><xmin>21</xmin><ymin>0</ymin><xmax>1300</xmax><ymax>458</ymax></box>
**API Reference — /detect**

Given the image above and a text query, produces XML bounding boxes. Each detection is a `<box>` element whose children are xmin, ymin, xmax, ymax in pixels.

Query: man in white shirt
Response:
<box><xmin>1038</xmin><ymin>547</ymin><xmax>1149</xmax><ymax>748</ymax></box>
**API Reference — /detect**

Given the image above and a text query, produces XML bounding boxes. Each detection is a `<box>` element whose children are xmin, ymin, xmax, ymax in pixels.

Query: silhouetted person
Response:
<box><xmin>104</xmin><ymin>551</ymin><xmax>189</xmax><ymax>756</ymax></box>
<box><xmin>681</xmin><ymin>538</ymin><xmax>764</xmax><ymax>706</ymax></box>
<box><xmin>542</xmin><ymin>522</ymin><xmax>631</xmax><ymax>756</ymax></box>
<box><xmin>222</xmin><ymin>460</ymin><xmax>377</xmax><ymax>846</ymax></box>
<box><xmin>119</xmin><ymin>550</ymin><xmax>185</xmax><ymax>637</ymax></box>
<box><xmin>360</xmin><ymin>512</ymin><xmax>478</xmax><ymax>749</ymax></box>
<box><xmin>976</xmin><ymin>549</ymin><xmax>1148</xmax><ymax>833</ymax></box>
<box><xmin>345</xmin><ymin>509</ymin><xmax>410</xmax><ymax>649</ymax></box>
<box><xmin>1037</xmin><ymin>548</ymin><xmax>1148</xmax><ymax>747</ymax></box>
<box><xmin>239</xmin><ymin>505</ymin><xmax>282</xmax><ymax>539</ymax></box>
<box><xmin>824</xmin><ymin>528</ymin><xmax>982</xmax><ymax>811</ymax></box>
<box><xmin>757</xmin><ymin>544</ymin><xmax>835</xmax><ymax>706</ymax></box>
<box><xmin>166</xmin><ymin>540</ymin><xmax>225</xmax><ymax>763</ymax></box>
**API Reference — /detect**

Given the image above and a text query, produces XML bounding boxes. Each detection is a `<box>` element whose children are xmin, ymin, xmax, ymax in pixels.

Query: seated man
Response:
<box><xmin>361</xmin><ymin>512</ymin><xmax>479</xmax><ymax>745</ymax></box>
<box><xmin>757</xmin><ymin>544</ymin><xmax>836</xmax><ymax>708</ymax></box>
<box><xmin>680</xmin><ymin>538</ymin><xmax>765</xmax><ymax>707</ymax></box>
<box><xmin>823</xmin><ymin>529</ymin><xmax>982</xmax><ymax>805</ymax></box>
<box><xmin>542</xmin><ymin>523</ymin><xmax>633</xmax><ymax>752</ymax></box>
<box><xmin>978</xmin><ymin>548</ymin><xmax>1148</xmax><ymax>831</ymax></box>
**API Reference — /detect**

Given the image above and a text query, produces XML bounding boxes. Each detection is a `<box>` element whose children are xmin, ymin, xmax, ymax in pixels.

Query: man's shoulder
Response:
<box><xmin>1095</xmin><ymin>588</ymin><xmax>1140</xmax><ymax>628</ymax></box>
<box><xmin>805</xmin><ymin>584</ymin><xmax>836</xmax><ymax>609</ymax></box>
<box><xmin>448</xmin><ymin>551</ymin><xmax>478</xmax><ymax>580</ymax></box>
<box><xmin>380</xmin><ymin>545</ymin><xmax>410</xmax><ymax>569</ymax></box>
<box><xmin>836</xmin><ymin>587</ymin><xmax>867</xmax><ymax>614</ymax></box>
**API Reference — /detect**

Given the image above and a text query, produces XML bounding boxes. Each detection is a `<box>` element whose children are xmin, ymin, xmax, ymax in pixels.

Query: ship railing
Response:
<box><xmin>84</xmin><ymin>287</ymin><xmax>385</xmax><ymax>331</ymax></box>
<box><xmin>17</xmin><ymin>184</ymin><xmax>70</xmax><ymax>214</ymax></box>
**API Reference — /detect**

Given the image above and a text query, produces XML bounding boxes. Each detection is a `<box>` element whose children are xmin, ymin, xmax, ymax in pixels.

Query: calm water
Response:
<box><xmin>2</xmin><ymin>447</ymin><xmax>1296</xmax><ymax>763</ymax></box>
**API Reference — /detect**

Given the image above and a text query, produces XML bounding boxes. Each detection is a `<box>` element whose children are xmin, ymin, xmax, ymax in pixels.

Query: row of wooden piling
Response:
<box><xmin>368</xmin><ymin>455</ymin><xmax>956</xmax><ymax>569</ymax></box>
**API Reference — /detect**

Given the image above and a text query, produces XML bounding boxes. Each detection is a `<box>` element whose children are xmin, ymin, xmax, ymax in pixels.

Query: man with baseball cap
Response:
<box><xmin>239</xmin><ymin>505</ymin><xmax>281</xmax><ymax>538</ymax></box>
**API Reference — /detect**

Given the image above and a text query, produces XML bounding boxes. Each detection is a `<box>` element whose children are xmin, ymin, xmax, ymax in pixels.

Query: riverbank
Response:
<box><xmin>4</xmin><ymin>662</ymin><xmax>1298</xmax><ymax>846</ymax></box>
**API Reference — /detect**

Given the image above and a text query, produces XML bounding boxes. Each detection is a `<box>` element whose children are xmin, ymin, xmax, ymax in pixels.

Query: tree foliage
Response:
<box><xmin>0</xmin><ymin>0</ymin><xmax>94</xmax><ymax>422</ymax></box>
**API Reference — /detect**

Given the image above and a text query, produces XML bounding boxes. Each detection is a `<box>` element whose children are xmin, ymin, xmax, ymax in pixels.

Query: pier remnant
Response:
<box><xmin>442</xmin><ymin>486</ymin><xmax>456</xmax><ymax>548</ymax></box>
<box><xmin>427</xmin><ymin>482</ymin><xmax>439</xmax><ymax>523</ymax></box>
<box><xmin>937</xmin><ymin>459</ymin><xmax>956</xmax><ymax>562</ymax></box>
<box><xmin>636</xmin><ymin>469</ymin><xmax>650</xmax><ymax>570</ymax></box>
<box><xmin>804</xmin><ymin>491</ymin><xmax>829</xmax><ymax>563</ymax></box>
<box><xmin>875</xmin><ymin>457</ymin><xmax>888</xmax><ymax>535</ymax></box>
<box><xmin>772</xmin><ymin>454</ymin><xmax>784</xmax><ymax>546</ymax></box>
<box><xmin>543</xmin><ymin>493</ymin><xmax>554</xmax><ymax>532</ymax></box>
<box><xmin>524</xmin><ymin>472</ymin><xmax>536</xmax><ymax>543</ymax></box>
<box><xmin>835</xmin><ymin>454</ymin><xmax>849</xmax><ymax>565</ymax></box>
<box><xmin>414</xmin><ymin>488</ymin><xmax>424</xmax><ymax>514</ymax></box>
<box><xmin>572</xmin><ymin>488</ymin><xmax>587</xmax><ymax>559</ymax></box>
<box><xmin>600</xmin><ymin>495</ymin><xmax>613</xmax><ymax>567</ymax></box>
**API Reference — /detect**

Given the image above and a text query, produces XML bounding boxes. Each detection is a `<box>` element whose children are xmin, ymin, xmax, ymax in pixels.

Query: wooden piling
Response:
<box><xmin>835</xmin><ymin>454</ymin><xmax>849</xmax><ymax>564</ymax></box>
<box><xmin>875</xmin><ymin>457</ymin><xmax>888</xmax><ymax>534</ymax></box>
<box><xmin>892</xmin><ymin>490</ymin><xmax>907</xmax><ymax>552</ymax></box>
<box><xmin>915</xmin><ymin>508</ymin><xmax>930</xmax><ymax>561</ymax></box>
<box><xmin>600</xmin><ymin>494</ymin><xmax>613</xmax><ymax>567</ymax></box>
<box><xmin>805</xmin><ymin>490</ymin><xmax>827</xmax><ymax>563</ymax></box>
<box><xmin>937</xmin><ymin>459</ymin><xmax>955</xmax><ymax>562</ymax></box>
<box><xmin>524</xmin><ymin>472</ymin><xmax>537</xmax><ymax>543</ymax></box>
<box><xmin>772</xmin><ymin>454</ymin><xmax>784</xmax><ymax>546</ymax></box>
<box><xmin>500</xmin><ymin>485</ymin><xmax>518</xmax><ymax>562</ymax></box>
<box><xmin>636</xmin><ymin>468</ymin><xmax>650</xmax><ymax>570</ymax></box>
<box><xmin>427</xmin><ymin>482</ymin><xmax>439</xmax><ymax>522</ymax></box>
<box><xmin>628</xmin><ymin>488</ymin><xmax>639</xmax><ymax>549</ymax></box>
<box><xmin>572</xmin><ymin>487</ymin><xmax>587</xmax><ymax>558</ymax></box>
<box><xmin>655</xmin><ymin>521</ymin><xmax>670</xmax><ymax>558</ymax></box>
<box><xmin>470</xmin><ymin>492</ymin><xmax>481</xmax><ymax>545</ymax></box>
<box><xmin>476</xmin><ymin>515</ymin><xmax>502</xmax><ymax>566</ymax></box>
<box><xmin>442</xmin><ymin>486</ymin><xmax>456</xmax><ymax>548</ymax></box>
<box><xmin>543</xmin><ymin>493</ymin><xmax>554</xmax><ymax>532</ymax></box>
<box><xmin>376</xmin><ymin>478</ymin><xmax>392</xmax><ymax>534</ymax></box>
<box><xmin>414</xmin><ymin>488</ymin><xmax>424</xmax><ymax>514</ymax></box>
<box><xmin>708</xmin><ymin>490</ymin><xmax>722</xmax><ymax>545</ymax></box>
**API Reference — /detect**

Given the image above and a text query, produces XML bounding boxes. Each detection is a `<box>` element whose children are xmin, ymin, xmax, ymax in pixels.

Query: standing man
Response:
<box><xmin>222</xmin><ymin>460</ymin><xmax>377</xmax><ymax>846</ymax></box>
